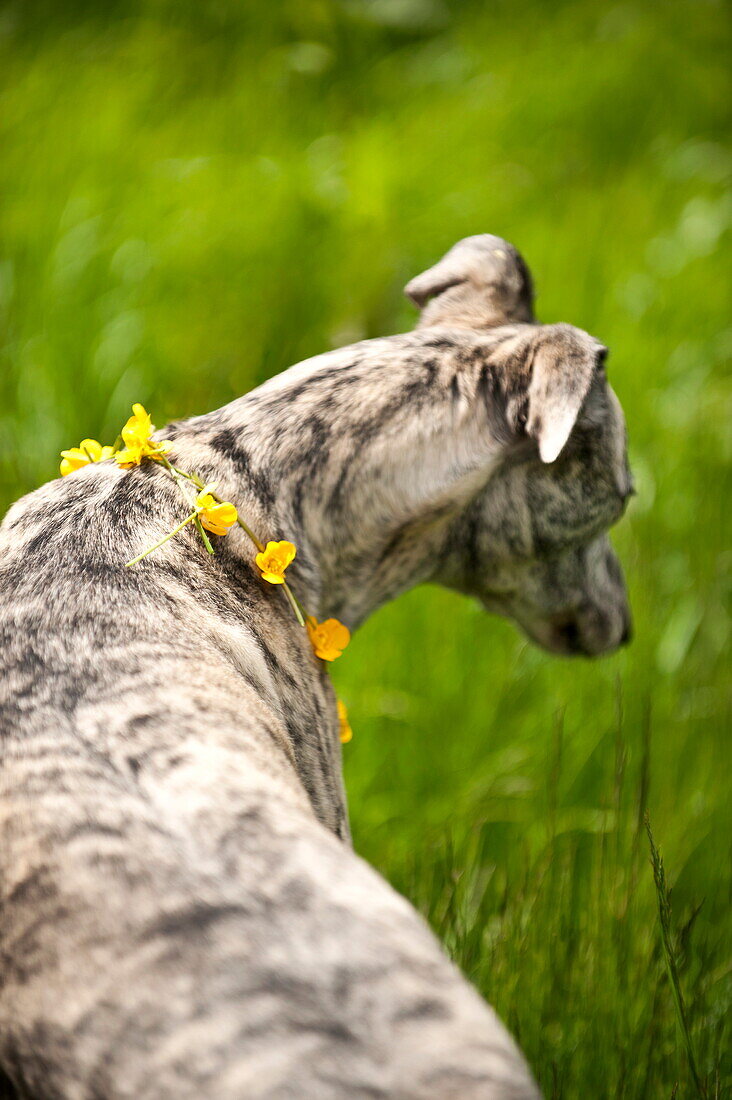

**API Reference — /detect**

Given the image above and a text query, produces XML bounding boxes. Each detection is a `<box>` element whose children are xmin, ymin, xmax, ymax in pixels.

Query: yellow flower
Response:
<box><xmin>122</xmin><ymin>402</ymin><xmax>153</xmax><ymax>445</ymax></box>
<box><xmin>60</xmin><ymin>438</ymin><xmax>114</xmax><ymax>476</ymax></box>
<box><xmin>115</xmin><ymin>403</ymin><xmax>171</xmax><ymax>467</ymax></box>
<box><xmin>195</xmin><ymin>488</ymin><xmax>238</xmax><ymax>536</ymax></box>
<box><xmin>255</xmin><ymin>540</ymin><xmax>297</xmax><ymax>585</ymax></box>
<box><xmin>337</xmin><ymin>700</ymin><xmax>353</xmax><ymax>744</ymax></box>
<box><xmin>306</xmin><ymin>616</ymin><xmax>351</xmax><ymax>662</ymax></box>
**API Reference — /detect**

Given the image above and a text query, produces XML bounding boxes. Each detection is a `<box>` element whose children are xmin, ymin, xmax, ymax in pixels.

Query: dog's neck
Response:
<box><xmin>178</xmin><ymin>327</ymin><xmax>517</xmax><ymax>631</ymax></box>
<box><xmin>164</xmin><ymin>323</ymin><xmax>522</xmax><ymax>838</ymax></box>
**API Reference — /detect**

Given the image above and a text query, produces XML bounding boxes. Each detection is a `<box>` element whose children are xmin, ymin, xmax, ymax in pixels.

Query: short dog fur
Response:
<box><xmin>0</xmin><ymin>235</ymin><xmax>632</xmax><ymax>1099</ymax></box>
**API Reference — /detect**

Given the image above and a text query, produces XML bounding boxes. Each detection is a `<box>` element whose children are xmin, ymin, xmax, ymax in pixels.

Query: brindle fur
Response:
<box><xmin>0</xmin><ymin>235</ymin><xmax>632</xmax><ymax>1099</ymax></box>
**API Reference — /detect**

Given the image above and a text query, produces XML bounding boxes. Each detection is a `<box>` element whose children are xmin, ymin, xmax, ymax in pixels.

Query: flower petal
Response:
<box><xmin>115</xmin><ymin>446</ymin><xmax>143</xmax><ymax>467</ymax></box>
<box><xmin>201</xmin><ymin>520</ymin><xmax>229</xmax><ymax>536</ymax></box>
<box><xmin>278</xmin><ymin>540</ymin><xmax>297</xmax><ymax>568</ymax></box>
<box><xmin>213</xmin><ymin>503</ymin><xmax>238</xmax><ymax>525</ymax></box>
<box><xmin>306</xmin><ymin>616</ymin><xmax>350</xmax><ymax>661</ymax></box>
<box><xmin>79</xmin><ymin>439</ymin><xmax>103</xmax><ymax>460</ymax></box>
<box><xmin>337</xmin><ymin>700</ymin><xmax>353</xmax><ymax>743</ymax></box>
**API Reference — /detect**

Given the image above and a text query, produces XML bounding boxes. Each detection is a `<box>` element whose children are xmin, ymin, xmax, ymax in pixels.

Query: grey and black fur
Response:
<box><xmin>0</xmin><ymin>235</ymin><xmax>632</xmax><ymax>1099</ymax></box>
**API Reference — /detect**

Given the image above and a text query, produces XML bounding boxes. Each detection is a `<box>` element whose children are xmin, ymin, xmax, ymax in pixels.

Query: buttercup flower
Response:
<box><xmin>255</xmin><ymin>540</ymin><xmax>297</xmax><ymax>585</ymax></box>
<box><xmin>337</xmin><ymin>700</ymin><xmax>353</xmax><ymax>744</ymax></box>
<box><xmin>196</xmin><ymin>488</ymin><xmax>238</xmax><ymax>536</ymax></box>
<box><xmin>115</xmin><ymin>403</ymin><xmax>171</xmax><ymax>467</ymax></box>
<box><xmin>60</xmin><ymin>438</ymin><xmax>114</xmax><ymax>477</ymax></box>
<box><xmin>306</xmin><ymin>616</ymin><xmax>350</xmax><ymax>662</ymax></box>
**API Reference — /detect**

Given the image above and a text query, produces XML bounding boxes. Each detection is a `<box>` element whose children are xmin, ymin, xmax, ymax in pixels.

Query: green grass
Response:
<box><xmin>1</xmin><ymin>0</ymin><xmax>730</xmax><ymax>1094</ymax></box>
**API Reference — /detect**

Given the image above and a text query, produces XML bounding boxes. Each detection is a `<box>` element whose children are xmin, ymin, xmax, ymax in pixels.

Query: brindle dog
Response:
<box><xmin>0</xmin><ymin>235</ymin><xmax>632</xmax><ymax>1099</ymax></box>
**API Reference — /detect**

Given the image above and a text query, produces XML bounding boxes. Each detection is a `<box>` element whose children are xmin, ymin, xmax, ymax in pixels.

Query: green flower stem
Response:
<box><xmin>281</xmin><ymin>582</ymin><xmax>305</xmax><ymax>626</ymax></box>
<box><xmin>194</xmin><ymin>515</ymin><xmax>215</xmax><ymax>555</ymax></box>
<box><xmin>158</xmin><ymin>455</ymin><xmax>198</xmax><ymax>508</ymax></box>
<box><xmin>234</xmin><ymin>515</ymin><xmax>265</xmax><ymax>553</ymax></box>
<box><xmin>170</xmin><ymin>465</ymin><xmax>205</xmax><ymax>489</ymax></box>
<box><xmin>126</xmin><ymin>512</ymin><xmax>197</xmax><ymax>567</ymax></box>
<box><xmin>292</xmin><ymin>590</ymin><xmax>308</xmax><ymax>619</ymax></box>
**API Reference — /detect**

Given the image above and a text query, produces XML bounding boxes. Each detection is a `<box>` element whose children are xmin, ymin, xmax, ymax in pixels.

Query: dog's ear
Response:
<box><xmin>404</xmin><ymin>234</ymin><xmax>534</xmax><ymax>318</ymax></box>
<box><xmin>525</xmin><ymin>325</ymin><xmax>607</xmax><ymax>464</ymax></box>
<box><xmin>404</xmin><ymin>254</ymin><xmax>468</xmax><ymax>307</ymax></box>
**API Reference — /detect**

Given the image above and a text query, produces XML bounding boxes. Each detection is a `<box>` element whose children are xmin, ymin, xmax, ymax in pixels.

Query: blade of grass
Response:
<box><xmin>645</xmin><ymin>813</ymin><xmax>706</xmax><ymax>1099</ymax></box>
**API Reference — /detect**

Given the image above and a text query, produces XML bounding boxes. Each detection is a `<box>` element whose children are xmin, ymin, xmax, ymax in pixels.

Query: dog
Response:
<box><xmin>0</xmin><ymin>234</ymin><xmax>632</xmax><ymax>1099</ymax></box>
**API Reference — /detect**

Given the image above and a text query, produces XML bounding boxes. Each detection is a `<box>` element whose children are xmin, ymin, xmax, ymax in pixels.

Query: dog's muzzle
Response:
<box><xmin>530</xmin><ymin>601</ymin><xmax>633</xmax><ymax>657</ymax></box>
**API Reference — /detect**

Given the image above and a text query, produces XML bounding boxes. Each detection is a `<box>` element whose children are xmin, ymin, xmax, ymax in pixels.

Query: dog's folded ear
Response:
<box><xmin>525</xmin><ymin>324</ymin><xmax>607</xmax><ymax>464</ymax></box>
<box><xmin>404</xmin><ymin>252</ymin><xmax>470</xmax><ymax>307</ymax></box>
<box><xmin>404</xmin><ymin>234</ymin><xmax>534</xmax><ymax>321</ymax></box>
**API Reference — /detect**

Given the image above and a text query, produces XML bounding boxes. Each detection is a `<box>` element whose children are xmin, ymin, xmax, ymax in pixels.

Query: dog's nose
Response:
<box><xmin>555</xmin><ymin>620</ymin><xmax>586</xmax><ymax>654</ymax></box>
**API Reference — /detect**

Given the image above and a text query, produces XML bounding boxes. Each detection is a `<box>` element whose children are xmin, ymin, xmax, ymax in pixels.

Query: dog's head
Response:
<box><xmin>410</xmin><ymin>237</ymin><xmax>633</xmax><ymax>657</ymax></box>
<box><xmin>464</xmin><ymin>352</ymin><xmax>633</xmax><ymax>657</ymax></box>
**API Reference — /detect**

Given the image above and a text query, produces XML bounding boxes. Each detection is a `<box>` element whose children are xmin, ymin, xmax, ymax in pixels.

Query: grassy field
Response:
<box><xmin>1</xmin><ymin>0</ymin><xmax>730</xmax><ymax>1095</ymax></box>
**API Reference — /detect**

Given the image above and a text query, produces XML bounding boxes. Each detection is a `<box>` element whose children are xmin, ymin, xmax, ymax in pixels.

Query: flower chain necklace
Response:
<box><xmin>60</xmin><ymin>403</ymin><xmax>353</xmax><ymax>743</ymax></box>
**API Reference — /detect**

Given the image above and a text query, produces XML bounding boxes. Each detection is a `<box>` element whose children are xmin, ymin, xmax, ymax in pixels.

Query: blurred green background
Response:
<box><xmin>1</xmin><ymin>0</ymin><xmax>729</xmax><ymax>1095</ymax></box>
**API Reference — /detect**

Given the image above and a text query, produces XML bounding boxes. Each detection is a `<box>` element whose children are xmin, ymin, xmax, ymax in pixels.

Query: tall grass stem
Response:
<box><xmin>645</xmin><ymin>813</ymin><xmax>706</xmax><ymax>1099</ymax></box>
